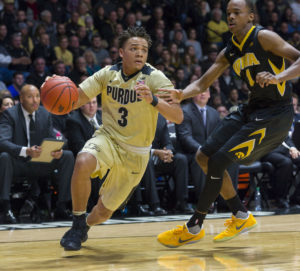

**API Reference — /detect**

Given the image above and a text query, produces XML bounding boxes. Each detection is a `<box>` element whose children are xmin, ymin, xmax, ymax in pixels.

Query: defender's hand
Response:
<box><xmin>256</xmin><ymin>72</ymin><xmax>279</xmax><ymax>87</ymax></box>
<box><xmin>156</xmin><ymin>89</ymin><xmax>183</xmax><ymax>104</ymax></box>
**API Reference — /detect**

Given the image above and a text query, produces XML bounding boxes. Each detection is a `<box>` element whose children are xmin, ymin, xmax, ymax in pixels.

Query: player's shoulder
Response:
<box><xmin>142</xmin><ymin>63</ymin><xmax>166</xmax><ymax>78</ymax></box>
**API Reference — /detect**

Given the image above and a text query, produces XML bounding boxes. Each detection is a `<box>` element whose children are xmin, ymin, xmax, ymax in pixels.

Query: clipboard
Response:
<box><xmin>31</xmin><ymin>138</ymin><xmax>65</xmax><ymax>163</ymax></box>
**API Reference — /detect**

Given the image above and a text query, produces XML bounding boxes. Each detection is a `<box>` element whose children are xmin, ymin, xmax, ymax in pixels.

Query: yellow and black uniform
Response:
<box><xmin>79</xmin><ymin>62</ymin><xmax>173</xmax><ymax>210</ymax></box>
<box><xmin>202</xmin><ymin>26</ymin><xmax>294</xmax><ymax>165</ymax></box>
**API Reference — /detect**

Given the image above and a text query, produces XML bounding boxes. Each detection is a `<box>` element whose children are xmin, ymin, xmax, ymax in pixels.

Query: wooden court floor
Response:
<box><xmin>0</xmin><ymin>214</ymin><xmax>299</xmax><ymax>271</ymax></box>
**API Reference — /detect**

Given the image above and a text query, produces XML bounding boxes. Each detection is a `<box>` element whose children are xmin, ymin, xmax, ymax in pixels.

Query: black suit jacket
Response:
<box><xmin>0</xmin><ymin>104</ymin><xmax>55</xmax><ymax>160</ymax></box>
<box><xmin>66</xmin><ymin>109</ymin><xmax>102</xmax><ymax>156</ymax></box>
<box><xmin>176</xmin><ymin>102</ymin><xmax>220</xmax><ymax>154</ymax></box>
<box><xmin>152</xmin><ymin>114</ymin><xmax>174</xmax><ymax>152</ymax></box>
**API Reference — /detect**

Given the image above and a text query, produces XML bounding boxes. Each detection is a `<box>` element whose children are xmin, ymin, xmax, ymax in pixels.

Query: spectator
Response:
<box><xmin>39</xmin><ymin>9</ymin><xmax>56</xmax><ymax>44</ymax></box>
<box><xmin>18</xmin><ymin>22</ymin><xmax>33</xmax><ymax>54</ymax></box>
<box><xmin>54</xmin><ymin>35</ymin><xmax>73</xmax><ymax>69</ymax></box>
<box><xmin>31</xmin><ymin>33</ymin><xmax>57</xmax><ymax>67</ymax></box>
<box><xmin>201</xmin><ymin>46</ymin><xmax>218</xmax><ymax>73</ymax></box>
<box><xmin>66</xmin><ymin>97</ymin><xmax>102</xmax><ymax>157</ymax></box>
<box><xmin>26</xmin><ymin>57</ymin><xmax>50</xmax><ymax>89</ymax></box>
<box><xmin>0</xmin><ymin>94</ymin><xmax>14</xmax><ymax>115</ymax></box>
<box><xmin>218</xmin><ymin>67</ymin><xmax>237</xmax><ymax>97</ymax></box>
<box><xmin>216</xmin><ymin>104</ymin><xmax>229</xmax><ymax>119</ymax></box>
<box><xmin>0</xmin><ymin>0</ymin><xmax>17</xmax><ymax>36</ymax></box>
<box><xmin>69</xmin><ymin>56</ymin><xmax>89</xmax><ymax>85</ymax></box>
<box><xmin>0</xmin><ymin>24</ymin><xmax>9</xmax><ymax>46</ymax></box>
<box><xmin>68</xmin><ymin>35</ymin><xmax>85</xmax><ymax>64</ymax></box>
<box><xmin>0</xmin><ymin>84</ymin><xmax>74</xmax><ymax>223</ymax></box>
<box><xmin>151</xmin><ymin>114</ymin><xmax>192</xmax><ymax>213</ymax></box>
<box><xmin>7</xmin><ymin>71</ymin><xmax>24</xmax><ymax>100</ymax></box>
<box><xmin>43</xmin><ymin>0</ymin><xmax>66</xmax><ymax>24</ymax></box>
<box><xmin>185</xmin><ymin>27</ymin><xmax>203</xmax><ymax>62</ymax></box>
<box><xmin>288</xmin><ymin>13</ymin><xmax>300</xmax><ymax>34</ymax></box>
<box><xmin>206</xmin><ymin>8</ymin><xmax>229</xmax><ymax>48</ymax></box>
<box><xmin>66</xmin><ymin>11</ymin><xmax>80</xmax><ymax>37</ymax></box>
<box><xmin>76</xmin><ymin>26</ymin><xmax>91</xmax><ymax>50</ymax></box>
<box><xmin>7</xmin><ymin>33</ymin><xmax>31</xmax><ymax>74</ymax></box>
<box><xmin>83</xmin><ymin>50</ymin><xmax>101</xmax><ymax>76</ymax></box>
<box><xmin>290</xmin><ymin>0</ymin><xmax>300</xmax><ymax>21</ymax></box>
<box><xmin>175</xmin><ymin>68</ymin><xmax>188</xmax><ymax>89</ymax></box>
<box><xmin>100</xmin><ymin>10</ymin><xmax>118</xmax><ymax>46</ymax></box>
<box><xmin>88</xmin><ymin>34</ymin><xmax>109</xmax><ymax>66</ymax></box>
<box><xmin>168</xmin><ymin>42</ymin><xmax>182</xmax><ymax>69</ymax></box>
<box><xmin>108</xmin><ymin>46</ymin><xmax>120</xmax><ymax>64</ymax></box>
<box><xmin>53</xmin><ymin>59</ymin><xmax>67</xmax><ymax>76</ymax></box>
<box><xmin>225</xmin><ymin>88</ymin><xmax>242</xmax><ymax>111</ymax></box>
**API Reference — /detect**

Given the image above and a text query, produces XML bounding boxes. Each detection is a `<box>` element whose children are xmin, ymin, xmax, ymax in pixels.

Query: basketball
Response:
<box><xmin>41</xmin><ymin>76</ymin><xmax>78</xmax><ymax>115</ymax></box>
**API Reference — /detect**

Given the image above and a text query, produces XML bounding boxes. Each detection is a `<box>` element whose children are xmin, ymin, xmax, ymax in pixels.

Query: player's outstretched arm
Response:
<box><xmin>157</xmin><ymin>49</ymin><xmax>230</xmax><ymax>103</ymax></box>
<box><xmin>256</xmin><ymin>30</ymin><xmax>300</xmax><ymax>87</ymax></box>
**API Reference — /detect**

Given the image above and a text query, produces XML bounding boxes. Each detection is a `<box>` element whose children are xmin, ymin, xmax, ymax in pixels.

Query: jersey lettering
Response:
<box><xmin>233</xmin><ymin>53</ymin><xmax>260</xmax><ymax>76</ymax></box>
<box><xmin>107</xmin><ymin>86</ymin><xmax>142</xmax><ymax>105</ymax></box>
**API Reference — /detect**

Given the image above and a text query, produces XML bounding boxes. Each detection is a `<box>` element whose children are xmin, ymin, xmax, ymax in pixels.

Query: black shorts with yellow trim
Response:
<box><xmin>201</xmin><ymin>103</ymin><xmax>293</xmax><ymax>165</ymax></box>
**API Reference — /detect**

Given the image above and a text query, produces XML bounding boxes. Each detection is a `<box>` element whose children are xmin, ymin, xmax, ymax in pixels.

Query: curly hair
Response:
<box><xmin>118</xmin><ymin>26</ymin><xmax>152</xmax><ymax>49</ymax></box>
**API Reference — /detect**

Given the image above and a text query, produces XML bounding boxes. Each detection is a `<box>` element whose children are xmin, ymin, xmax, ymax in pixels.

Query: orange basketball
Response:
<box><xmin>41</xmin><ymin>76</ymin><xmax>78</xmax><ymax>115</ymax></box>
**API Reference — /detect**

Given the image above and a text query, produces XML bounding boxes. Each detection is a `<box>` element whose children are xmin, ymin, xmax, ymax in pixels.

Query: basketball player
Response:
<box><xmin>157</xmin><ymin>0</ymin><xmax>300</xmax><ymax>248</ymax></box>
<box><xmin>59</xmin><ymin>27</ymin><xmax>183</xmax><ymax>250</ymax></box>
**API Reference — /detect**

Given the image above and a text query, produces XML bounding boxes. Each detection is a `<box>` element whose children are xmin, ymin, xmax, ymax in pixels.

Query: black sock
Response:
<box><xmin>226</xmin><ymin>194</ymin><xmax>247</xmax><ymax>215</ymax></box>
<box><xmin>3</xmin><ymin>200</ymin><xmax>11</xmax><ymax>212</ymax></box>
<box><xmin>187</xmin><ymin>211</ymin><xmax>206</xmax><ymax>228</ymax></box>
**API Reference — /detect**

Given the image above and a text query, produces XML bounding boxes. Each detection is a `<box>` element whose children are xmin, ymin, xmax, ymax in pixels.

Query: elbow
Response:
<box><xmin>173</xmin><ymin>111</ymin><xmax>184</xmax><ymax>124</ymax></box>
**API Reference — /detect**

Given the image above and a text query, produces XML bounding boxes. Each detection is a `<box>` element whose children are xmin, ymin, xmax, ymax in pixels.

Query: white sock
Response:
<box><xmin>187</xmin><ymin>224</ymin><xmax>201</xmax><ymax>235</ymax></box>
<box><xmin>235</xmin><ymin>210</ymin><xmax>249</xmax><ymax>219</ymax></box>
<box><xmin>72</xmin><ymin>211</ymin><xmax>86</xmax><ymax>216</ymax></box>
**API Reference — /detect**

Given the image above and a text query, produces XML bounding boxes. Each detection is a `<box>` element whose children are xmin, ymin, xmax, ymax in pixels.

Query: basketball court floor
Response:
<box><xmin>0</xmin><ymin>212</ymin><xmax>299</xmax><ymax>270</ymax></box>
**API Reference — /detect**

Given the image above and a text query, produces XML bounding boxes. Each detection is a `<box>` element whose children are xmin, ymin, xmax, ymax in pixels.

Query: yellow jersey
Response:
<box><xmin>79</xmin><ymin>62</ymin><xmax>173</xmax><ymax>148</ymax></box>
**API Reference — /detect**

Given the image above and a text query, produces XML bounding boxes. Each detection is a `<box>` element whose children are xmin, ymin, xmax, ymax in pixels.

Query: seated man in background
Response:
<box><xmin>176</xmin><ymin>90</ymin><xmax>239</xmax><ymax>206</ymax></box>
<box><xmin>66</xmin><ymin>97</ymin><xmax>102</xmax><ymax>211</ymax></box>
<box><xmin>151</xmin><ymin>114</ymin><xmax>193</xmax><ymax>213</ymax></box>
<box><xmin>0</xmin><ymin>84</ymin><xmax>74</xmax><ymax>223</ymax></box>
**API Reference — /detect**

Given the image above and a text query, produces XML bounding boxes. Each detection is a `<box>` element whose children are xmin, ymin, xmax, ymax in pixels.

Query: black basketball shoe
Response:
<box><xmin>60</xmin><ymin>214</ymin><xmax>90</xmax><ymax>250</ymax></box>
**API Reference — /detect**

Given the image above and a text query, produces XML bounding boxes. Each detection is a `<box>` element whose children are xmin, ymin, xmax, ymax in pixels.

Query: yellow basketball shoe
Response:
<box><xmin>157</xmin><ymin>224</ymin><xmax>205</xmax><ymax>248</ymax></box>
<box><xmin>213</xmin><ymin>212</ymin><xmax>257</xmax><ymax>242</ymax></box>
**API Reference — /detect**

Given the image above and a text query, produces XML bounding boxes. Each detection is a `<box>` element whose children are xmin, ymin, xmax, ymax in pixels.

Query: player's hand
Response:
<box><xmin>135</xmin><ymin>82</ymin><xmax>154</xmax><ymax>104</ymax></box>
<box><xmin>156</xmin><ymin>89</ymin><xmax>183</xmax><ymax>104</ymax></box>
<box><xmin>26</xmin><ymin>145</ymin><xmax>42</xmax><ymax>158</ymax></box>
<box><xmin>289</xmin><ymin>147</ymin><xmax>300</xmax><ymax>159</ymax></box>
<box><xmin>51</xmin><ymin>149</ymin><xmax>63</xmax><ymax>159</ymax></box>
<box><xmin>256</xmin><ymin>72</ymin><xmax>279</xmax><ymax>87</ymax></box>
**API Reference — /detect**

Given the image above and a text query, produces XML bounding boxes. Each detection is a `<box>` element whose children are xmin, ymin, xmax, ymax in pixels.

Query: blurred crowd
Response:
<box><xmin>1</xmin><ymin>0</ymin><xmax>300</xmax><ymax>223</ymax></box>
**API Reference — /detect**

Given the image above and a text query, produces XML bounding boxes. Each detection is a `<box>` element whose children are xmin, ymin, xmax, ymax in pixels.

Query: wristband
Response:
<box><xmin>151</xmin><ymin>93</ymin><xmax>159</xmax><ymax>107</ymax></box>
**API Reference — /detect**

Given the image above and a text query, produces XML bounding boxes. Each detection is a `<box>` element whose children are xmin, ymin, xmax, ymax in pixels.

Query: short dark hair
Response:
<box><xmin>245</xmin><ymin>0</ymin><xmax>255</xmax><ymax>13</ymax></box>
<box><xmin>118</xmin><ymin>26</ymin><xmax>152</xmax><ymax>49</ymax></box>
<box><xmin>227</xmin><ymin>0</ymin><xmax>255</xmax><ymax>13</ymax></box>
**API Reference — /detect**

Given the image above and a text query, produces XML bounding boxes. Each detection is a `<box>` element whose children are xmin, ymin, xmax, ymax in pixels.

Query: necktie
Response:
<box><xmin>200</xmin><ymin>109</ymin><xmax>206</xmax><ymax>127</ymax></box>
<box><xmin>90</xmin><ymin>118</ymin><xmax>98</xmax><ymax>131</ymax></box>
<box><xmin>29</xmin><ymin>114</ymin><xmax>36</xmax><ymax>146</ymax></box>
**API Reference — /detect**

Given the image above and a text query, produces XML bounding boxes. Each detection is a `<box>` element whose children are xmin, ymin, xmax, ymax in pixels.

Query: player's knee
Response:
<box><xmin>208</xmin><ymin>152</ymin><xmax>232</xmax><ymax>177</ymax></box>
<box><xmin>0</xmin><ymin>152</ymin><xmax>12</xmax><ymax>162</ymax></box>
<box><xmin>75</xmin><ymin>153</ymin><xmax>97</xmax><ymax>175</ymax></box>
<box><xmin>195</xmin><ymin>149</ymin><xmax>208</xmax><ymax>173</ymax></box>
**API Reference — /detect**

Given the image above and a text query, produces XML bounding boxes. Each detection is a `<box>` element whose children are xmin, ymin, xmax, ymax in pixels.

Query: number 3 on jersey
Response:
<box><xmin>118</xmin><ymin>107</ymin><xmax>128</xmax><ymax>127</ymax></box>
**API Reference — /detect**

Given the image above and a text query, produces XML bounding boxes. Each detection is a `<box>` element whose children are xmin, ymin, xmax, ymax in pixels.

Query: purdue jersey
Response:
<box><xmin>79</xmin><ymin>62</ymin><xmax>173</xmax><ymax>147</ymax></box>
<box><xmin>225</xmin><ymin>25</ymin><xmax>291</xmax><ymax>108</ymax></box>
